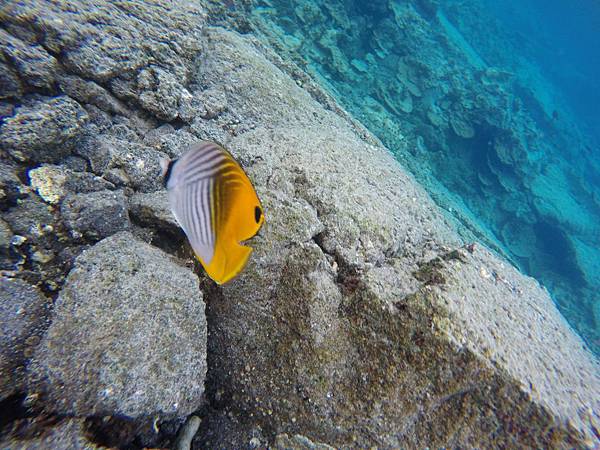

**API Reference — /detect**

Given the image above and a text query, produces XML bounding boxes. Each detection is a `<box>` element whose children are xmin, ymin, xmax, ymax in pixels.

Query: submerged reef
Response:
<box><xmin>249</xmin><ymin>0</ymin><xmax>600</xmax><ymax>355</ymax></box>
<box><xmin>0</xmin><ymin>0</ymin><xmax>599</xmax><ymax>448</ymax></box>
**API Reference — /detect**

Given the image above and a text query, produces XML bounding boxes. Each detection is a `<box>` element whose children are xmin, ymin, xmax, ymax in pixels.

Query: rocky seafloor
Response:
<box><xmin>0</xmin><ymin>0</ymin><xmax>598</xmax><ymax>449</ymax></box>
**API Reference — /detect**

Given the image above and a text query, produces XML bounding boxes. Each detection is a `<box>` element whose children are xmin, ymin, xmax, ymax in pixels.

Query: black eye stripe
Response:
<box><xmin>163</xmin><ymin>159</ymin><xmax>177</xmax><ymax>187</ymax></box>
<box><xmin>254</xmin><ymin>206</ymin><xmax>262</xmax><ymax>223</ymax></box>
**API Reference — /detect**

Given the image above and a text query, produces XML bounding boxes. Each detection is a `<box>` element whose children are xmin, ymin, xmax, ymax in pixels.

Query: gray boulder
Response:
<box><xmin>75</xmin><ymin>136</ymin><xmax>167</xmax><ymax>192</ymax></box>
<box><xmin>0</xmin><ymin>58</ymin><xmax>23</xmax><ymax>100</ymax></box>
<box><xmin>60</xmin><ymin>189</ymin><xmax>129</xmax><ymax>241</ymax></box>
<box><xmin>28</xmin><ymin>164</ymin><xmax>116</xmax><ymax>206</ymax></box>
<box><xmin>0</xmin><ymin>27</ymin><xmax>58</xmax><ymax>94</ymax></box>
<box><xmin>58</xmin><ymin>74</ymin><xmax>127</xmax><ymax>116</ymax></box>
<box><xmin>0</xmin><ymin>96</ymin><xmax>88</xmax><ymax>163</ymax></box>
<box><xmin>0</xmin><ymin>278</ymin><xmax>50</xmax><ymax>400</ymax></box>
<box><xmin>27</xmin><ymin>232</ymin><xmax>207</xmax><ymax>419</ymax></box>
<box><xmin>3</xmin><ymin>193</ymin><xmax>56</xmax><ymax>248</ymax></box>
<box><xmin>138</xmin><ymin>65</ymin><xmax>186</xmax><ymax>121</ymax></box>
<box><xmin>128</xmin><ymin>190</ymin><xmax>181</xmax><ymax>236</ymax></box>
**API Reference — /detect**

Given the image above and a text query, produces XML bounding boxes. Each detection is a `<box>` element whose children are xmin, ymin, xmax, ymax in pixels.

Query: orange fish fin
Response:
<box><xmin>201</xmin><ymin>240</ymin><xmax>253</xmax><ymax>285</ymax></box>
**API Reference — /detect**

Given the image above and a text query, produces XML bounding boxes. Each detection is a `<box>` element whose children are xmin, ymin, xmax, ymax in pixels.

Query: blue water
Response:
<box><xmin>250</xmin><ymin>0</ymin><xmax>600</xmax><ymax>355</ymax></box>
<box><xmin>481</xmin><ymin>0</ymin><xmax>600</xmax><ymax>142</ymax></box>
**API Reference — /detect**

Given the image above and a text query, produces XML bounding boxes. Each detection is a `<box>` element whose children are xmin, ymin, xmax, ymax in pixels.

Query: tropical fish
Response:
<box><xmin>162</xmin><ymin>141</ymin><xmax>264</xmax><ymax>284</ymax></box>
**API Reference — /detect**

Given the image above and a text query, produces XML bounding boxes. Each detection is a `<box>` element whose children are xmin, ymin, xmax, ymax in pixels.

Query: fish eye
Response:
<box><xmin>254</xmin><ymin>206</ymin><xmax>262</xmax><ymax>224</ymax></box>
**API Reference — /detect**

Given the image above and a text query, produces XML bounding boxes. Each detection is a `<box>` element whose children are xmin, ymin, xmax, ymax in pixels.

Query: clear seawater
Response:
<box><xmin>249</xmin><ymin>0</ymin><xmax>600</xmax><ymax>355</ymax></box>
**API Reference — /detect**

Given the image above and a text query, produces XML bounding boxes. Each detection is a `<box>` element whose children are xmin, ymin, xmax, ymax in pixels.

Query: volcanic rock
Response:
<box><xmin>27</xmin><ymin>232</ymin><xmax>207</xmax><ymax>419</ymax></box>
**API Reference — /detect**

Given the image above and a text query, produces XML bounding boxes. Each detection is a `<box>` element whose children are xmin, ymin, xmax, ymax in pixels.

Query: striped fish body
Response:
<box><xmin>165</xmin><ymin>141</ymin><xmax>264</xmax><ymax>284</ymax></box>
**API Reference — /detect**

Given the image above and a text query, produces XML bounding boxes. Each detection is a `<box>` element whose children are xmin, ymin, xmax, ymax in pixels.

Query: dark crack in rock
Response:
<box><xmin>0</xmin><ymin>160</ymin><xmax>25</xmax><ymax>210</ymax></box>
<box><xmin>0</xmin><ymin>58</ymin><xmax>24</xmax><ymax>100</ymax></box>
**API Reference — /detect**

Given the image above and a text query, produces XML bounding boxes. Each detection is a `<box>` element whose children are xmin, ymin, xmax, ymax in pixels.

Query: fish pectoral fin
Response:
<box><xmin>205</xmin><ymin>241</ymin><xmax>253</xmax><ymax>285</ymax></box>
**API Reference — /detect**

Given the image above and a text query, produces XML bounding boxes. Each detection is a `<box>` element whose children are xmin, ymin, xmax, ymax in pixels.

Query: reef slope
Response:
<box><xmin>0</xmin><ymin>0</ymin><xmax>598</xmax><ymax>448</ymax></box>
<box><xmin>198</xmin><ymin>27</ymin><xmax>599</xmax><ymax>449</ymax></box>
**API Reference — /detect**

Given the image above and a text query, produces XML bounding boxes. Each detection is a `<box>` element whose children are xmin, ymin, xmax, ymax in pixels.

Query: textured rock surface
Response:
<box><xmin>272</xmin><ymin>434</ymin><xmax>335</xmax><ymax>450</ymax></box>
<box><xmin>60</xmin><ymin>189</ymin><xmax>129</xmax><ymax>241</ymax></box>
<box><xmin>0</xmin><ymin>160</ymin><xmax>24</xmax><ymax>210</ymax></box>
<box><xmin>197</xmin><ymin>27</ymin><xmax>599</xmax><ymax>448</ymax></box>
<box><xmin>28</xmin><ymin>232</ymin><xmax>207</xmax><ymax>419</ymax></box>
<box><xmin>0</xmin><ymin>218</ymin><xmax>15</xmax><ymax>270</ymax></box>
<box><xmin>0</xmin><ymin>418</ymin><xmax>100</xmax><ymax>450</ymax></box>
<box><xmin>129</xmin><ymin>190</ymin><xmax>181</xmax><ymax>235</ymax></box>
<box><xmin>0</xmin><ymin>0</ymin><xmax>598</xmax><ymax>448</ymax></box>
<box><xmin>0</xmin><ymin>96</ymin><xmax>88</xmax><ymax>163</ymax></box>
<box><xmin>0</xmin><ymin>0</ymin><xmax>208</xmax><ymax>446</ymax></box>
<box><xmin>0</xmin><ymin>278</ymin><xmax>50</xmax><ymax>400</ymax></box>
<box><xmin>29</xmin><ymin>164</ymin><xmax>115</xmax><ymax>205</ymax></box>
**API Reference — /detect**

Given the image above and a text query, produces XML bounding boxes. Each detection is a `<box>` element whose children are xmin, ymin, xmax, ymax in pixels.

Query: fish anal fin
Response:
<box><xmin>203</xmin><ymin>241</ymin><xmax>253</xmax><ymax>285</ymax></box>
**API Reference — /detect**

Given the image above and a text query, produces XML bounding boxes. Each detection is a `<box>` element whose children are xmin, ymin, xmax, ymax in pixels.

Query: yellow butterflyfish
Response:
<box><xmin>162</xmin><ymin>141</ymin><xmax>264</xmax><ymax>284</ymax></box>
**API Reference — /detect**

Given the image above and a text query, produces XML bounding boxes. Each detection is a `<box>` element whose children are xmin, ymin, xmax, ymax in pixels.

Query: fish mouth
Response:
<box><xmin>239</xmin><ymin>233</ymin><xmax>262</xmax><ymax>247</ymax></box>
<box><xmin>238</xmin><ymin>239</ymin><xmax>253</xmax><ymax>248</ymax></box>
<box><xmin>239</xmin><ymin>229</ymin><xmax>263</xmax><ymax>246</ymax></box>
